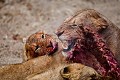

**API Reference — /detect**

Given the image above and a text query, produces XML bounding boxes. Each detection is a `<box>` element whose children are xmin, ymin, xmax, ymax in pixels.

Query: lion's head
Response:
<box><xmin>55</xmin><ymin>17</ymin><xmax>120</xmax><ymax>79</ymax></box>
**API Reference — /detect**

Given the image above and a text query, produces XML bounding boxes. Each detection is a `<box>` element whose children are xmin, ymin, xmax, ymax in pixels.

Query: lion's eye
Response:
<box><xmin>71</xmin><ymin>24</ymin><xmax>83</xmax><ymax>28</ymax></box>
<box><xmin>71</xmin><ymin>24</ymin><xmax>77</xmax><ymax>28</ymax></box>
<box><xmin>41</xmin><ymin>34</ymin><xmax>45</xmax><ymax>39</ymax></box>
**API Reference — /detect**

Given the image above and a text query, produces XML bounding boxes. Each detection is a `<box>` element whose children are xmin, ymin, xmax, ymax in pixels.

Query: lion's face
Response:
<box><xmin>56</xmin><ymin>24</ymin><xmax>84</xmax><ymax>57</ymax></box>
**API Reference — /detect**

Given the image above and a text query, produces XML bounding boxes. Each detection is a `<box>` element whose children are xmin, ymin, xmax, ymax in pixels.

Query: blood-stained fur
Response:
<box><xmin>56</xmin><ymin>9</ymin><xmax>120</xmax><ymax>79</ymax></box>
<box><xmin>25</xmin><ymin>32</ymin><xmax>58</xmax><ymax>60</ymax></box>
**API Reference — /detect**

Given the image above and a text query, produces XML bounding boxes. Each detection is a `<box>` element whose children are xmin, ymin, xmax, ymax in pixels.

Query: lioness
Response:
<box><xmin>56</xmin><ymin>9</ymin><xmax>120</xmax><ymax>79</ymax></box>
<box><xmin>25</xmin><ymin>31</ymin><xmax>58</xmax><ymax>61</ymax></box>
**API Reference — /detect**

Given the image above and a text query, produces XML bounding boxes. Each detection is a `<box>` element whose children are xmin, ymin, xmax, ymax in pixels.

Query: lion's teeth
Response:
<box><xmin>62</xmin><ymin>44</ymin><xmax>68</xmax><ymax>49</ymax></box>
<box><xmin>62</xmin><ymin>51</ymin><xmax>68</xmax><ymax>57</ymax></box>
<box><xmin>62</xmin><ymin>41</ymin><xmax>69</xmax><ymax>49</ymax></box>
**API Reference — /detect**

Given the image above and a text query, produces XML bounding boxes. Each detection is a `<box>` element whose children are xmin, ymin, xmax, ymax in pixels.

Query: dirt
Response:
<box><xmin>0</xmin><ymin>0</ymin><xmax>120</xmax><ymax>66</ymax></box>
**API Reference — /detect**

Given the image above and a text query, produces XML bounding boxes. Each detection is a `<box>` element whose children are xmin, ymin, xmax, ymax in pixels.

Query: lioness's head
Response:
<box><xmin>55</xmin><ymin>9</ymin><xmax>120</xmax><ymax>79</ymax></box>
<box><xmin>25</xmin><ymin>32</ymin><xmax>58</xmax><ymax>60</ymax></box>
<box><xmin>56</xmin><ymin>22</ymin><xmax>120</xmax><ymax>79</ymax></box>
<box><xmin>55</xmin><ymin>23</ymin><xmax>85</xmax><ymax>57</ymax></box>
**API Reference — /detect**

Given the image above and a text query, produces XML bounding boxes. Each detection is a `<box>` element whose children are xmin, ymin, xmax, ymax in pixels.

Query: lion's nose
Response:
<box><xmin>55</xmin><ymin>31</ymin><xmax>64</xmax><ymax>37</ymax></box>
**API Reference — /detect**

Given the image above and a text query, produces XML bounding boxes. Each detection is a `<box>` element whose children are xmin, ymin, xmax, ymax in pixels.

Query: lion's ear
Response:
<box><xmin>91</xmin><ymin>17</ymin><xmax>108</xmax><ymax>33</ymax></box>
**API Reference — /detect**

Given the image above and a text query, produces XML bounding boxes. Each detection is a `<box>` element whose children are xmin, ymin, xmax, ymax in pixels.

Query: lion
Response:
<box><xmin>55</xmin><ymin>9</ymin><xmax>120</xmax><ymax>79</ymax></box>
<box><xmin>57</xmin><ymin>9</ymin><xmax>120</xmax><ymax>61</ymax></box>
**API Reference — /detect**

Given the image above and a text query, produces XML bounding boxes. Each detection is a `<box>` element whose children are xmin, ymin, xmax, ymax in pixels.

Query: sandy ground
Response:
<box><xmin>0</xmin><ymin>0</ymin><xmax>120</xmax><ymax>66</ymax></box>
